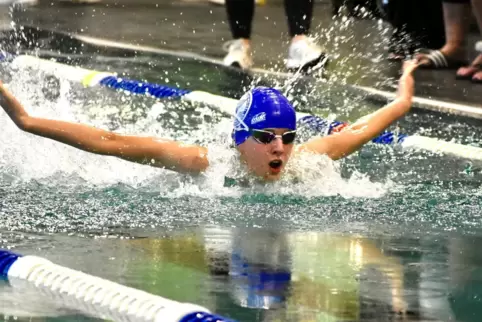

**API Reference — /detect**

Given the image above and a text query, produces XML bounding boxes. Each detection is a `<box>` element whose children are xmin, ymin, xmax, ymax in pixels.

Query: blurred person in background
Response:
<box><xmin>221</xmin><ymin>0</ymin><xmax>327</xmax><ymax>72</ymax></box>
<box><xmin>414</xmin><ymin>0</ymin><xmax>482</xmax><ymax>84</ymax></box>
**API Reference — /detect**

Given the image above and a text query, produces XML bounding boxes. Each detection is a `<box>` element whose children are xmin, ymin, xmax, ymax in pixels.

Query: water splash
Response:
<box><xmin>0</xmin><ymin>62</ymin><xmax>391</xmax><ymax>199</ymax></box>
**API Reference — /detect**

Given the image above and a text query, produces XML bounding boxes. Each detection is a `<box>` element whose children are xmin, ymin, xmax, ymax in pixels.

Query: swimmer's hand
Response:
<box><xmin>402</xmin><ymin>59</ymin><xmax>419</xmax><ymax>75</ymax></box>
<box><xmin>0</xmin><ymin>82</ymin><xmax>209</xmax><ymax>173</ymax></box>
<box><xmin>397</xmin><ymin>59</ymin><xmax>419</xmax><ymax>99</ymax></box>
<box><xmin>299</xmin><ymin>61</ymin><xmax>417</xmax><ymax>160</ymax></box>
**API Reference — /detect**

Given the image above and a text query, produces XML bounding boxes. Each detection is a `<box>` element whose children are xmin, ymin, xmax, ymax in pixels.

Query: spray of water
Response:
<box><xmin>0</xmin><ymin>62</ymin><xmax>392</xmax><ymax>199</ymax></box>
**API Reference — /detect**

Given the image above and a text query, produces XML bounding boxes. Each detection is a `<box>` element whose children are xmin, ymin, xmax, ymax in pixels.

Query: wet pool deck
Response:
<box><xmin>2</xmin><ymin>0</ymin><xmax>482</xmax><ymax>108</ymax></box>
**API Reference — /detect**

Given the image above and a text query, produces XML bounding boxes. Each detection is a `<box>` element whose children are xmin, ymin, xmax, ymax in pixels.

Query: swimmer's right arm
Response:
<box><xmin>0</xmin><ymin>83</ymin><xmax>209</xmax><ymax>174</ymax></box>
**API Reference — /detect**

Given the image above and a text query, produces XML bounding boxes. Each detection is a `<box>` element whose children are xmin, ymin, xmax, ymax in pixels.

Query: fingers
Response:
<box><xmin>401</xmin><ymin>59</ymin><xmax>419</xmax><ymax>75</ymax></box>
<box><xmin>403</xmin><ymin>59</ymin><xmax>419</xmax><ymax>70</ymax></box>
<box><xmin>412</xmin><ymin>53</ymin><xmax>426</xmax><ymax>64</ymax></box>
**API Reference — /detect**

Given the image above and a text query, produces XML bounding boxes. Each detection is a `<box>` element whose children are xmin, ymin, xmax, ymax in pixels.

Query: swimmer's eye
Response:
<box><xmin>251</xmin><ymin>130</ymin><xmax>296</xmax><ymax>144</ymax></box>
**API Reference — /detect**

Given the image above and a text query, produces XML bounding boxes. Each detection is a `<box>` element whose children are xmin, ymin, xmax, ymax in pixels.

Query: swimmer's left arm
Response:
<box><xmin>299</xmin><ymin>60</ymin><xmax>417</xmax><ymax>160</ymax></box>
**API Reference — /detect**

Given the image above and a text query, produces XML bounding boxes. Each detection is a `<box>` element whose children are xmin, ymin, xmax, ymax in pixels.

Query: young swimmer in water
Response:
<box><xmin>0</xmin><ymin>61</ymin><xmax>418</xmax><ymax>182</ymax></box>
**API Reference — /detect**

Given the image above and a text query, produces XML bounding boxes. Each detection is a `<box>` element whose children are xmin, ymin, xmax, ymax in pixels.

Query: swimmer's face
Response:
<box><xmin>237</xmin><ymin>128</ymin><xmax>295</xmax><ymax>181</ymax></box>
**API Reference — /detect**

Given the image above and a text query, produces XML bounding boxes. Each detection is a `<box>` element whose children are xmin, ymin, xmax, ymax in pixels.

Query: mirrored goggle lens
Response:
<box><xmin>251</xmin><ymin>130</ymin><xmax>296</xmax><ymax>144</ymax></box>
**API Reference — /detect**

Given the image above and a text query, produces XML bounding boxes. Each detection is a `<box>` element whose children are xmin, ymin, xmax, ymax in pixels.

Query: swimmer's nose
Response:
<box><xmin>270</xmin><ymin>137</ymin><xmax>284</xmax><ymax>155</ymax></box>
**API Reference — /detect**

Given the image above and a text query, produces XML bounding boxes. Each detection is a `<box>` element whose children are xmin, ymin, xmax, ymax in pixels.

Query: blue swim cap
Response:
<box><xmin>232</xmin><ymin>87</ymin><xmax>297</xmax><ymax>146</ymax></box>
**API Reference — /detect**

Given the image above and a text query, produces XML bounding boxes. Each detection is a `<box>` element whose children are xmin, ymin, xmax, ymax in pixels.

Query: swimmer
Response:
<box><xmin>0</xmin><ymin>61</ymin><xmax>418</xmax><ymax>182</ymax></box>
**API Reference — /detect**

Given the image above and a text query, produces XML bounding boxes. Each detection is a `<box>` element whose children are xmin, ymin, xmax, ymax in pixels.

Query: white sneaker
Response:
<box><xmin>0</xmin><ymin>0</ymin><xmax>38</xmax><ymax>6</ymax></box>
<box><xmin>476</xmin><ymin>41</ymin><xmax>482</xmax><ymax>53</ymax></box>
<box><xmin>285</xmin><ymin>37</ymin><xmax>327</xmax><ymax>70</ymax></box>
<box><xmin>222</xmin><ymin>39</ymin><xmax>253</xmax><ymax>70</ymax></box>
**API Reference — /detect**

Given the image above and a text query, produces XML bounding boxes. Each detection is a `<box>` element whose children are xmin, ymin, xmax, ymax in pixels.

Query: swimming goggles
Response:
<box><xmin>234</xmin><ymin>113</ymin><xmax>296</xmax><ymax>145</ymax></box>
<box><xmin>251</xmin><ymin>129</ymin><xmax>297</xmax><ymax>145</ymax></box>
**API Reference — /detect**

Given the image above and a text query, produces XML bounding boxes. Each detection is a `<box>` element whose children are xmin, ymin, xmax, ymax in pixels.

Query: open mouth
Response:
<box><xmin>269</xmin><ymin>160</ymin><xmax>283</xmax><ymax>170</ymax></box>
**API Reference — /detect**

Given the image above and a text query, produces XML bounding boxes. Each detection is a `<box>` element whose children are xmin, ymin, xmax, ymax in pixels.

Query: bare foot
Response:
<box><xmin>472</xmin><ymin>70</ymin><xmax>482</xmax><ymax>83</ymax></box>
<box><xmin>456</xmin><ymin>54</ymin><xmax>482</xmax><ymax>78</ymax></box>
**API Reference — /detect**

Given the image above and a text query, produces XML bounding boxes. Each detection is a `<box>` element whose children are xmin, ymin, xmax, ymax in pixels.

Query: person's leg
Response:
<box><xmin>283</xmin><ymin>0</ymin><xmax>327</xmax><ymax>70</ymax></box>
<box><xmin>225</xmin><ymin>0</ymin><xmax>254</xmax><ymax>42</ymax></box>
<box><xmin>223</xmin><ymin>0</ymin><xmax>255</xmax><ymax>69</ymax></box>
<box><xmin>468</xmin><ymin>0</ymin><xmax>482</xmax><ymax>82</ymax></box>
<box><xmin>472</xmin><ymin>0</ymin><xmax>482</xmax><ymax>28</ymax></box>
<box><xmin>284</xmin><ymin>0</ymin><xmax>314</xmax><ymax>40</ymax></box>
<box><xmin>416</xmin><ymin>0</ymin><xmax>471</xmax><ymax>68</ymax></box>
<box><xmin>439</xmin><ymin>0</ymin><xmax>471</xmax><ymax>56</ymax></box>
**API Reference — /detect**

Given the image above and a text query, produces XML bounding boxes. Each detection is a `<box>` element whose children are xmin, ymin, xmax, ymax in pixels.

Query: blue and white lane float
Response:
<box><xmin>6</xmin><ymin>54</ymin><xmax>482</xmax><ymax>162</ymax></box>
<box><xmin>0</xmin><ymin>249</ymin><xmax>234</xmax><ymax>322</ymax></box>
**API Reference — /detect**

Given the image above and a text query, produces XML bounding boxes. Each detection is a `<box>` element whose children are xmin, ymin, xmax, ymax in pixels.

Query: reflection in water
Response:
<box><xmin>128</xmin><ymin>226</ymin><xmax>406</xmax><ymax>321</ymax></box>
<box><xmin>4</xmin><ymin>228</ymin><xmax>482</xmax><ymax>321</ymax></box>
<box><xmin>228</xmin><ymin>228</ymin><xmax>405</xmax><ymax>321</ymax></box>
<box><xmin>447</xmin><ymin>237</ymin><xmax>482</xmax><ymax>322</ymax></box>
<box><xmin>418</xmin><ymin>236</ymin><xmax>482</xmax><ymax>322</ymax></box>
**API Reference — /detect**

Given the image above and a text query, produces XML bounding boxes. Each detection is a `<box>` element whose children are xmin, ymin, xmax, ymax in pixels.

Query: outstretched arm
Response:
<box><xmin>0</xmin><ymin>82</ymin><xmax>209</xmax><ymax>174</ymax></box>
<box><xmin>299</xmin><ymin>60</ymin><xmax>418</xmax><ymax>160</ymax></box>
